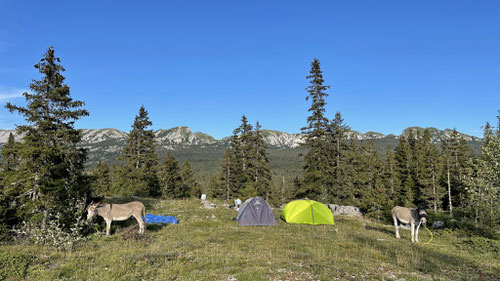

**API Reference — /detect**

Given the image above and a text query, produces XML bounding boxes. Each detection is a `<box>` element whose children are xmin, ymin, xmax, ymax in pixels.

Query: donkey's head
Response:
<box><xmin>417</xmin><ymin>208</ymin><xmax>427</xmax><ymax>226</ymax></box>
<box><xmin>87</xmin><ymin>202</ymin><xmax>100</xmax><ymax>222</ymax></box>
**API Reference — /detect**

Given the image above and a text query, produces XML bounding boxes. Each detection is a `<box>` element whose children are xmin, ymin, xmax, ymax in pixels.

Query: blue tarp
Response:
<box><xmin>144</xmin><ymin>214</ymin><xmax>178</xmax><ymax>224</ymax></box>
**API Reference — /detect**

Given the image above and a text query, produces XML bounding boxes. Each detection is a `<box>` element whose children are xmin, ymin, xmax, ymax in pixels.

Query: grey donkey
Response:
<box><xmin>87</xmin><ymin>201</ymin><xmax>146</xmax><ymax>236</ymax></box>
<box><xmin>391</xmin><ymin>206</ymin><xmax>427</xmax><ymax>242</ymax></box>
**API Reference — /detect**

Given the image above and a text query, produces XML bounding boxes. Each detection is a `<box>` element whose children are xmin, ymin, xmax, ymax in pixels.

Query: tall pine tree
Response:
<box><xmin>179</xmin><ymin>160</ymin><xmax>200</xmax><ymax>198</ymax></box>
<box><xmin>298</xmin><ymin>58</ymin><xmax>331</xmax><ymax>201</ymax></box>
<box><xmin>158</xmin><ymin>152</ymin><xmax>186</xmax><ymax>199</ymax></box>
<box><xmin>394</xmin><ymin>135</ymin><xmax>415</xmax><ymax>206</ymax></box>
<box><xmin>441</xmin><ymin>129</ymin><xmax>473</xmax><ymax>217</ymax></box>
<box><xmin>115</xmin><ymin>106</ymin><xmax>159</xmax><ymax>197</ymax></box>
<box><xmin>4</xmin><ymin>47</ymin><xmax>90</xmax><ymax>228</ymax></box>
<box><xmin>90</xmin><ymin>161</ymin><xmax>112</xmax><ymax>197</ymax></box>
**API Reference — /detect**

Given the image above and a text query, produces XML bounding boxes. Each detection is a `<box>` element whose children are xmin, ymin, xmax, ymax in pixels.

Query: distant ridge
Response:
<box><xmin>0</xmin><ymin>126</ymin><xmax>482</xmax><ymax>148</ymax></box>
<box><xmin>0</xmin><ymin>126</ymin><xmax>483</xmax><ymax>168</ymax></box>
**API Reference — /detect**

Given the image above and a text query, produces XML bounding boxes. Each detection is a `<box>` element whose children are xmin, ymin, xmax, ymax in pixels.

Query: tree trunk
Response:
<box><xmin>432</xmin><ymin>165</ymin><xmax>437</xmax><ymax>212</ymax></box>
<box><xmin>447</xmin><ymin>159</ymin><xmax>453</xmax><ymax>217</ymax></box>
<box><xmin>390</xmin><ymin>162</ymin><xmax>394</xmax><ymax>195</ymax></box>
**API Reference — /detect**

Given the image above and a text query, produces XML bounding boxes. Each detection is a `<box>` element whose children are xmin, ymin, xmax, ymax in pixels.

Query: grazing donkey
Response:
<box><xmin>87</xmin><ymin>201</ymin><xmax>146</xmax><ymax>236</ymax></box>
<box><xmin>391</xmin><ymin>206</ymin><xmax>427</xmax><ymax>243</ymax></box>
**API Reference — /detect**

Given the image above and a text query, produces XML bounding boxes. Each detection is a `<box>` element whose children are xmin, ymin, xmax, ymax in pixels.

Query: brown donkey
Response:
<box><xmin>87</xmin><ymin>201</ymin><xmax>146</xmax><ymax>236</ymax></box>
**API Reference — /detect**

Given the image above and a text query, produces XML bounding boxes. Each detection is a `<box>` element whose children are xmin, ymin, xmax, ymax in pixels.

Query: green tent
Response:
<box><xmin>280</xmin><ymin>200</ymin><xmax>334</xmax><ymax>225</ymax></box>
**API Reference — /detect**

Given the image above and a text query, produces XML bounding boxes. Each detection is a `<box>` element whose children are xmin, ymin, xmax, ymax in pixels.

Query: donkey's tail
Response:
<box><xmin>142</xmin><ymin>205</ymin><xmax>146</xmax><ymax>222</ymax></box>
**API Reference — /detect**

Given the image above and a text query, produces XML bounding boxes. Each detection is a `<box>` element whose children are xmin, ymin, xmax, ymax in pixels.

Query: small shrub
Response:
<box><xmin>0</xmin><ymin>252</ymin><xmax>32</xmax><ymax>280</ymax></box>
<box><xmin>12</xmin><ymin>200</ymin><xmax>89</xmax><ymax>250</ymax></box>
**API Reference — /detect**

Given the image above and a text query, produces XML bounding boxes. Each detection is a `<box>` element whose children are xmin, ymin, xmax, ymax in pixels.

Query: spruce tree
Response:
<box><xmin>0</xmin><ymin>133</ymin><xmax>18</xmax><ymax>172</ymax></box>
<box><xmin>383</xmin><ymin>146</ymin><xmax>399</xmax><ymax>201</ymax></box>
<box><xmin>115</xmin><ymin>106</ymin><xmax>159</xmax><ymax>197</ymax></box>
<box><xmin>325</xmin><ymin>112</ymin><xmax>350</xmax><ymax>203</ymax></box>
<box><xmin>90</xmin><ymin>161</ymin><xmax>112</xmax><ymax>196</ymax></box>
<box><xmin>357</xmin><ymin>142</ymin><xmax>384</xmax><ymax>210</ymax></box>
<box><xmin>179</xmin><ymin>160</ymin><xmax>200</xmax><ymax>198</ymax></box>
<box><xmin>462</xmin><ymin>116</ymin><xmax>500</xmax><ymax>228</ymax></box>
<box><xmin>0</xmin><ymin>133</ymin><xmax>20</xmax><ymax>236</ymax></box>
<box><xmin>216</xmin><ymin>116</ymin><xmax>273</xmax><ymax>201</ymax></box>
<box><xmin>244</xmin><ymin>121</ymin><xmax>272</xmax><ymax>199</ymax></box>
<box><xmin>298</xmin><ymin>58</ymin><xmax>331</xmax><ymax>201</ymax></box>
<box><xmin>441</xmin><ymin>129</ymin><xmax>473</xmax><ymax>217</ymax></box>
<box><xmin>394</xmin><ymin>136</ymin><xmax>415</xmax><ymax>206</ymax></box>
<box><xmin>158</xmin><ymin>152</ymin><xmax>186</xmax><ymax>199</ymax></box>
<box><xmin>218</xmin><ymin>148</ymin><xmax>236</xmax><ymax>200</ymax></box>
<box><xmin>208</xmin><ymin>173</ymin><xmax>223</xmax><ymax>199</ymax></box>
<box><xmin>415</xmin><ymin>129</ymin><xmax>443</xmax><ymax>211</ymax></box>
<box><xmin>4</xmin><ymin>47</ymin><xmax>90</xmax><ymax>228</ymax></box>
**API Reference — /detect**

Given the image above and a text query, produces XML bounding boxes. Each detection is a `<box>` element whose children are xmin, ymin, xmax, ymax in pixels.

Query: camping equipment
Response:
<box><xmin>236</xmin><ymin>197</ymin><xmax>278</xmax><ymax>226</ymax></box>
<box><xmin>144</xmin><ymin>214</ymin><xmax>178</xmax><ymax>224</ymax></box>
<box><xmin>280</xmin><ymin>200</ymin><xmax>334</xmax><ymax>225</ymax></box>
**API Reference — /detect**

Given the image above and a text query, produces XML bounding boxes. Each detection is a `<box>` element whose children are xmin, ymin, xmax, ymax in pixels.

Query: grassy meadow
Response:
<box><xmin>1</xmin><ymin>198</ymin><xmax>499</xmax><ymax>281</ymax></box>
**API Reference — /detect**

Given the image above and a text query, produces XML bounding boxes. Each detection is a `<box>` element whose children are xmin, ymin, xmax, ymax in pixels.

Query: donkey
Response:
<box><xmin>391</xmin><ymin>206</ymin><xmax>427</xmax><ymax>243</ymax></box>
<box><xmin>87</xmin><ymin>201</ymin><xmax>146</xmax><ymax>236</ymax></box>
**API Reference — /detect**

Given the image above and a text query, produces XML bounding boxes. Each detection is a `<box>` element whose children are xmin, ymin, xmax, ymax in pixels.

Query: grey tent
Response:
<box><xmin>236</xmin><ymin>197</ymin><xmax>278</xmax><ymax>226</ymax></box>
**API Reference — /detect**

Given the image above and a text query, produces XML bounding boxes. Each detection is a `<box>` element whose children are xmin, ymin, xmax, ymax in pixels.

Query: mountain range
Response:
<box><xmin>0</xmin><ymin>126</ymin><xmax>483</xmax><ymax>176</ymax></box>
<box><xmin>0</xmin><ymin>125</ymin><xmax>482</xmax><ymax>147</ymax></box>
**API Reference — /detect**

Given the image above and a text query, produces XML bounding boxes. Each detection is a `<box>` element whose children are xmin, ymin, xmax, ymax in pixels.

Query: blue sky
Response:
<box><xmin>0</xmin><ymin>0</ymin><xmax>499</xmax><ymax>139</ymax></box>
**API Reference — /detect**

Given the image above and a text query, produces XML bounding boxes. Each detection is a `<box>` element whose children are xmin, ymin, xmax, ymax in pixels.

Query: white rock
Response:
<box><xmin>327</xmin><ymin>204</ymin><xmax>363</xmax><ymax>217</ymax></box>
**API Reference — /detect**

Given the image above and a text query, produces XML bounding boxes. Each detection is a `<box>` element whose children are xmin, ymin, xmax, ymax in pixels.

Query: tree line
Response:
<box><xmin>0</xmin><ymin>48</ymin><xmax>498</xmax><ymax>240</ymax></box>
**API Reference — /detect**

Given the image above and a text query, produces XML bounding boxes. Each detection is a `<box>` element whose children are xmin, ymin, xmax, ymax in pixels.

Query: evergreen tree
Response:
<box><xmin>325</xmin><ymin>112</ymin><xmax>351</xmax><ymax>203</ymax></box>
<box><xmin>4</xmin><ymin>47</ymin><xmax>90</xmax><ymax>228</ymax></box>
<box><xmin>158</xmin><ymin>152</ymin><xmax>186</xmax><ymax>199</ymax></box>
<box><xmin>218</xmin><ymin>148</ymin><xmax>237</xmax><ymax>200</ymax></box>
<box><xmin>179</xmin><ymin>160</ymin><xmax>200</xmax><ymax>198</ymax></box>
<box><xmin>382</xmin><ymin>146</ymin><xmax>399</xmax><ymax>202</ymax></box>
<box><xmin>394</xmin><ymin>136</ymin><xmax>415</xmax><ymax>206</ymax></box>
<box><xmin>298</xmin><ymin>58</ymin><xmax>331</xmax><ymax>201</ymax></box>
<box><xmin>441</xmin><ymin>129</ymin><xmax>473</xmax><ymax>217</ymax></box>
<box><xmin>208</xmin><ymin>173</ymin><xmax>223</xmax><ymax>199</ymax></box>
<box><xmin>462</xmin><ymin>116</ymin><xmax>500</xmax><ymax>228</ymax></box>
<box><xmin>115</xmin><ymin>106</ymin><xmax>159</xmax><ymax>197</ymax></box>
<box><xmin>245</xmin><ymin>121</ymin><xmax>272</xmax><ymax>199</ymax></box>
<box><xmin>0</xmin><ymin>133</ymin><xmax>20</xmax><ymax>236</ymax></box>
<box><xmin>269</xmin><ymin>175</ymin><xmax>290</xmax><ymax>207</ymax></box>
<box><xmin>357</xmin><ymin>142</ymin><xmax>384</xmax><ymax>210</ymax></box>
<box><xmin>332</xmin><ymin>139</ymin><xmax>358</xmax><ymax>204</ymax></box>
<box><xmin>216</xmin><ymin>116</ymin><xmax>273</xmax><ymax>201</ymax></box>
<box><xmin>90</xmin><ymin>161</ymin><xmax>112</xmax><ymax>196</ymax></box>
<box><xmin>415</xmin><ymin>130</ymin><xmax>443</xmax><ymax>211</ymax></box>
<box><xmin>0</xmin><ymin>133</ymin><xmax>19</xmax><ymax>172</ymax></box>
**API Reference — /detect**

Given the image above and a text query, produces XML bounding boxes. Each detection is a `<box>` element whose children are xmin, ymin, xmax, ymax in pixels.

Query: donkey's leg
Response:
<box><xmin>393</xmin><ymin>216</ymin><xmax>400</xmax><ymax>239</ymax></box>
<box><xmin>105</xmin><ymin>219</ymin><xmax>112</xmax><ymax>236</ymax></box>
<box><xmin>415</xmin><ymin>223</ymin><xmax>421</xmax><ymax>243</ymax></box>
<box><xmin>133</xmin><ymin>214</ymin><xmax>145</xmax><ymax>234</ymax></box>
<box><xmin>410</xmin><ymin>222</ymin><xmax>415</xmax><ymax>242</ymax></box>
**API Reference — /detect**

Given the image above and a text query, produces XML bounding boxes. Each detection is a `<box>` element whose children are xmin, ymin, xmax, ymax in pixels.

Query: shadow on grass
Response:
<box><xmin>365</xmin><ymin>224</ymin><xmax>395</xmax><ymax>236</ymax></box>
<box><xmin>350</xmin><ymin>233</ymin><xmax>500</xmax><ymax>280</ymax></box>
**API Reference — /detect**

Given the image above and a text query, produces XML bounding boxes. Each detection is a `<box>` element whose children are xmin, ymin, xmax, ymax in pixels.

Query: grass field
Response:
<box><xmin>1</xmin><ymin>198</ymin><xmax>499</xmax><ymax>281</ymax></box>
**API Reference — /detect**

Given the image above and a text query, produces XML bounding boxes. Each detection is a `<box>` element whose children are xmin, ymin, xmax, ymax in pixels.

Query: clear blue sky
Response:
<box><xmin>0</xmin><ymin>0</ymin><xmax>499</xmax><ymax>139</ymax></box>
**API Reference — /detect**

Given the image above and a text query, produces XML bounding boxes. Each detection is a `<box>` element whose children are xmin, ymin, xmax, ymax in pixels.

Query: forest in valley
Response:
<box><xmin>0</xmin><ymin>47</ymin><xmax>499</xmax><ymax>246</ymax></box>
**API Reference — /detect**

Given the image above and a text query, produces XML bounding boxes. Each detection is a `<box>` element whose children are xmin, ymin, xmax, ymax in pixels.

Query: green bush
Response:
<box><xmin>0</xmin><ymin>252</ymin><xmax>32</xmax><ymax>280</ymax></box>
